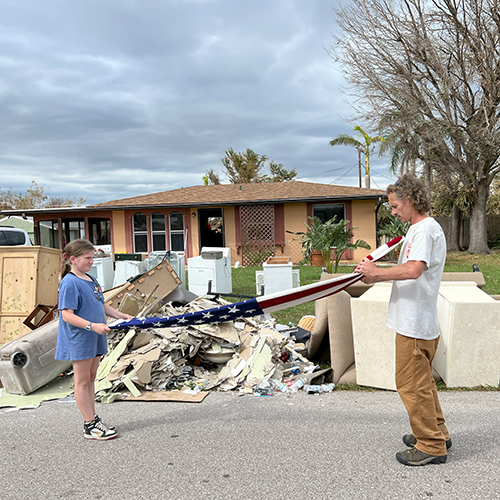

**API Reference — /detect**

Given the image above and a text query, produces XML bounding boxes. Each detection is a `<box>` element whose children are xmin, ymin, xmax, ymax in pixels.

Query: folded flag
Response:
<box><xmin>109</xmin><ymin>236</ymin><xmax>403</xmax><ymax>330</ymax></box>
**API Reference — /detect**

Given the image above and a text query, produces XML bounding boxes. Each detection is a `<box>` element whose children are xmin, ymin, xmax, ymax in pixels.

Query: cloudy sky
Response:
<box><xmin>0</xmin><ymin>0</ymin><xmax>395</xmax><ymax>206</ymax></box>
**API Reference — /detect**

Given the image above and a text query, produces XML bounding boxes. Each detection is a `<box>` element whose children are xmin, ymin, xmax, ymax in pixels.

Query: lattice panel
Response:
<box><xmin>240</xmin><ymin>204</ymin><xmax>275</xmax><ymax>266</ymax></box>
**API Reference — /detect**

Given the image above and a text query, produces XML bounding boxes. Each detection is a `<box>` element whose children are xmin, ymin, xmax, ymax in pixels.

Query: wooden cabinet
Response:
<box><xmin>0</xmin><ymin>246</ymin><xmax>61</xmax><ymax>343</ymax></box>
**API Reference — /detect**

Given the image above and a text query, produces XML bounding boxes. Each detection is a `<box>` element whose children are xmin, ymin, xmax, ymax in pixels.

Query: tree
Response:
<box><xmin>378</xmin><ymin>111</ymin><xmax>422</xmax><ymax>179</ymax></box>
<box><xmin>45</xmin><ymin>195</ymin><xmax>87</xmax><ymax>208</ymax></box>
<box><xmin>0</xmin><ymin>181</ymin><xmax>87</xmax><ymax>209</ymax></box>
<box><xmin>202</xmin><ymin>170</ymin><xmax>221</xmax><ymax>185</ymax></box>
<box><xmin>204</xmin><ymin>148</ymin><xmax>297</xmax><ymax>185</ymax></box>
<box><xmin>332</xmin><ymin>0</ymin><xmax>500</xmax><ymax>253</ymax></box>
<box><xmin>329</xmin><ymin>125</ymin><xmax>384</xmax><ymax>188</ymax></box>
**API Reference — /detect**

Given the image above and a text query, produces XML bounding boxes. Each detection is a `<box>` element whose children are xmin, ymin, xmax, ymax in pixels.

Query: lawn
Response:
<box><xmin>223</xmin><ymin>250</ymin><xmax>500</xmax><ymax>326</ymax></box>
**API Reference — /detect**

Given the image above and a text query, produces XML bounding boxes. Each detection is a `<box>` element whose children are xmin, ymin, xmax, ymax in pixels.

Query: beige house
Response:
<box><xmin>0</xmin><ymin>181</ymin><xmax>385</xmax><ymax>265</ymax></box>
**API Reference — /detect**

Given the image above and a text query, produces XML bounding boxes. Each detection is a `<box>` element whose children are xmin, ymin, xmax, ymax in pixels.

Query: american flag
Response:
<box><xmin>109</xmin><ymin>236</ymin><xmax>403</xmax><ymax>331</ymax></box>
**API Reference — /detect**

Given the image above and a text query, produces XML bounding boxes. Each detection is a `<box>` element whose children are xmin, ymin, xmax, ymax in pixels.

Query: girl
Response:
<box><xmin>56</xmin><ymin>239</ymin><xmax>133</xmax><ymax>440</ymax></box>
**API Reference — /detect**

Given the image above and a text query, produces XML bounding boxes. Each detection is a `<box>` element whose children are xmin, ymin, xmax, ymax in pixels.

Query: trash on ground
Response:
<box><xmin>97</xmin><ymin>295</ymin><xmax>334</xmax><ymax>402</ymax></box>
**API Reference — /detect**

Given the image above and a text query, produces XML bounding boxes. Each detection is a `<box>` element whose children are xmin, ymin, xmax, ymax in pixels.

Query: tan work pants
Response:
<box><xmin>395</xmin><ymin>333</ymin><xmax>450</xmax><ymax>456</ymax></box>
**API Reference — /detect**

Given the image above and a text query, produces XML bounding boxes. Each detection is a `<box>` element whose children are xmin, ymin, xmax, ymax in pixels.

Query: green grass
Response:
<box><xmin>224</xmin><ymin>250</ymin><xmax>500</xmax><ymax>326</ymax></box>
<box><xmin>228</xmin><ymin>264</ymin><xmax>325</xmax><ymax>325</ymax></box>
<box><xmin>444</xmin><ymin>250</ymin><xmax>500</xmax><ymax>295</ymax></box>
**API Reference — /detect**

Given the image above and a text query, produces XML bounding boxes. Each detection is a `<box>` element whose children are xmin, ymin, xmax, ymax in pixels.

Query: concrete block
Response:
<box><xmin>352</xmin><ymin>281</ymin><xmax>500</xmax><ymax>390</ymax></box>
<box><xmin>350</xmin><ymin>283</ymin><xmax>396</xmax><ymax>390</ymax></box>
<box><xmin>435</xmin><ymin>283</ymin><xmax>500</xmax><ymax>387</ymax></box>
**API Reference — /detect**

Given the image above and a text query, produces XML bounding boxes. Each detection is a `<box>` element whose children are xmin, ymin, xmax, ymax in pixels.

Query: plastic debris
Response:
<box><xmin>97</xmin><ymin>296</ymin><xmax>334</xmax><ymax>401</ymax></box>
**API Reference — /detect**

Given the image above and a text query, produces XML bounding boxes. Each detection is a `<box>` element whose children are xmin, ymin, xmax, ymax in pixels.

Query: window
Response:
<box><xmin>133</xmin><ymin>213</ymin><xmax>148</xmax><ymax>253</ymax></box>
<box><xmin>151</xmin><ymin>212</ymin><xmax>166</xmax><ymax>251</ymax></box>
<box><xmin>169</xmin><ymin>212</ymin><xmax>184</xmax><ymax>251</ymax></box>
<box><xmin>89</xmin><ymin>218</ymin><xmax>111</xmax><ymax>246</ymax></box>
<box><xmin>61</xmin><ymin>218</ymin><xmax>85</xmax><ymax>248</ymax></box>
<box><xmin>313</xmin><ymin>204</ymin><xmax>345</xmax><ymax>223</ymax></box>
<box><xmin>38</xmin><ymin>220</ymin><xmax>59</xmax><ymax>248</ymax></box>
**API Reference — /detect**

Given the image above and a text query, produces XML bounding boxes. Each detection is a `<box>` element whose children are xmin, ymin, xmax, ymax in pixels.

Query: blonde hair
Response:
<box><xmin>386</xmin><ymin>174</ymin><xmax>431</xmax><ymax>214</ymax></box>
<box><xmin>61</xmin><ymin>239</ymin><xmax>95</xmax><ymax>279</ymax></box>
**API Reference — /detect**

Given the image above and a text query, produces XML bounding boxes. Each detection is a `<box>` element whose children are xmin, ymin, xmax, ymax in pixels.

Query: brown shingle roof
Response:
<box><xmin>89</xmin><ymin>181</ymin><xmax>385</xmax><ymax>209</ymax></box>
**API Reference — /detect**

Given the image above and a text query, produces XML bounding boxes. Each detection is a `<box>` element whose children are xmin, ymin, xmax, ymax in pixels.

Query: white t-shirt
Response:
<box><xmin>385</xmin><ymin>217</ymin><xmax>446</xmax><ymax>340</ymax></box>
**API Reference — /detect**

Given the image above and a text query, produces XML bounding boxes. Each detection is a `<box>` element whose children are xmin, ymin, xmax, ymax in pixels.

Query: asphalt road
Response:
<box><xmin>1</xmin><ymin>390</ymin><xmax>499</xmax><ymax>500</ymax></box>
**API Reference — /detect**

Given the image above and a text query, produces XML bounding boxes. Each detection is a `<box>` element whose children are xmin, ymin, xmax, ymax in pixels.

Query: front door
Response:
<box><xmin>199</xmin><ymin>208</ymin><xmax>224</xmax><ymax>248</ymax></box>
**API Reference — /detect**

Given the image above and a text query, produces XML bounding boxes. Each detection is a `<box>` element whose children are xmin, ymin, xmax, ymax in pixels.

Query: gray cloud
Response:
<box><xmin>0</xmin><ymin>0</ymin><xmax>394</xmax><ymax>205</ymax></box>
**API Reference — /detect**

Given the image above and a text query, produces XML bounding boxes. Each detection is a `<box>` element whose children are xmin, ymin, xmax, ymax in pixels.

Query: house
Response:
<box><xmin>0</xmin><ymin>181</ymin><xmax>386</xmax><ymax>265</ymax></box>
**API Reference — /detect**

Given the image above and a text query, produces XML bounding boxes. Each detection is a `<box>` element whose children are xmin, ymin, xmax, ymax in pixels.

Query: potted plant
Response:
<box><xmin>289</xmin><ymin>216</ymin><xmax>371</xmax><ymax>272</ymax></box>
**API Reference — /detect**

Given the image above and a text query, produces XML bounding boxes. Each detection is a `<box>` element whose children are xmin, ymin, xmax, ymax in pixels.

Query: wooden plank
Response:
<box><xmin>116</xmin><ymin>389</ymin><xmax>209</xmax><ymax>403</ymax></box>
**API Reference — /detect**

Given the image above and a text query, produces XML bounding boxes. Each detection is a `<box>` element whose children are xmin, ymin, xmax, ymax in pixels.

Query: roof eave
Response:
<box><xmin>0</xmin><ymin>194</ymin><xmax>387</xmax><ymax>216</ymax></box>
<box><xmin>90</xmin><ymin>194</ymin><xmax>386</xmax><ymax>210</ymax></box>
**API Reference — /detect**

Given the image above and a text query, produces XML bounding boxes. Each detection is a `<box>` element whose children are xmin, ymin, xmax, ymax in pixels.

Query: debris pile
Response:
<box><xmin>95</xmin><ymin>296</ymin><xmax>332</xmax><ymax>403</ymax></box>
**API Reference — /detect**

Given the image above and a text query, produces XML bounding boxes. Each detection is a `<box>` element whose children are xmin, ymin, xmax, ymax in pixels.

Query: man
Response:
<box><xmin>355</xmin><ymin>174</ymin><xmax>451</xmax><ymax>466</ymax></box>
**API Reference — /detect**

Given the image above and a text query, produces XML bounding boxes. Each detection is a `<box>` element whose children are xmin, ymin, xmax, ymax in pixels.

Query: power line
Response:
<box><xmin>330</xmin><ymin>163</ymin><xmax>359</xmax><ymax>185</ymax></box>
<box><xmin>295</xmin><ymin>164</ymin><xmax>355</xmax><ymax>180</ymax></box>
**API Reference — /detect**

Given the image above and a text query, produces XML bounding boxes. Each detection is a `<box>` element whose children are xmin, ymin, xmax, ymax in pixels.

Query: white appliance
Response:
<box><xmin>146</xmin><ymin>251</ymin><xmax>186</xmax><ymax>286</ymax></box>
<box><xmin>256</xmin><ymin>261</ymin><xmax>300</xmax><ymax>295</ymax></box>
<box><xmin>188</xmin><ymin>247</ymin><xmax>232</xmax><ymax>296</ymax></box>
<box><xmin>89</xmin><ymin>257</ymin><xmax>115</xmax><ymax>291</ymax></box>
<box><xmin>113</xmin><ymin>260</ymin><xmax>148</xmax><ymax>288</ymax></box>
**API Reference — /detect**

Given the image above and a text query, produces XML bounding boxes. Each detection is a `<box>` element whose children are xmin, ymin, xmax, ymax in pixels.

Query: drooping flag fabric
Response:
<box><xmin>109</xmin><ymin>236</ymin><xmax>403</xmax><ymax>331</ymax></box>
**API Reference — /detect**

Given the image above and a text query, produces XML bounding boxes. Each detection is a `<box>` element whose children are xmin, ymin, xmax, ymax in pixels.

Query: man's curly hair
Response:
<box><xmin>386</xmin><ymin>174</ymin><xmax>431</xmax><ymax>215</ymax></box>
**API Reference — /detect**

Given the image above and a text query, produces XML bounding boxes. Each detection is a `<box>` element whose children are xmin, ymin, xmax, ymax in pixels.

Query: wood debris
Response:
<box><xmin>95</xmin><ymin>295</ymin><xmax>322</xmax><ymax>402</ymax></box>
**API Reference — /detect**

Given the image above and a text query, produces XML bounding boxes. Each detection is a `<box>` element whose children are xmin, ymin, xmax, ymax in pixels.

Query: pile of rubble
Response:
<box><xmin>95</xmin><ymin>296</ymin><xmax>332</xmax><ymax>403</ymax></box>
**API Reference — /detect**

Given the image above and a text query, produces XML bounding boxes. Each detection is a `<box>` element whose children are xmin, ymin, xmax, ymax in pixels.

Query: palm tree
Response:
<box><xmin>329</xmin><ymin>125</ymin><xmax>384</xmax><ymax>188</ymax></box>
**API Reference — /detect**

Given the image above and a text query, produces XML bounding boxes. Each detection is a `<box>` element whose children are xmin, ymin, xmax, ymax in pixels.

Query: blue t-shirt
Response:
<box><xmin>56</xmin><ymin>272</ymin><xmax>108</xmax><ymax>361</ymax></box>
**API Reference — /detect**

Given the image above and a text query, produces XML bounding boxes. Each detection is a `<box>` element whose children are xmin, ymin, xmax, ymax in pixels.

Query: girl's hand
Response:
<box><xmin>92</xmin><ymin>323</ymin><xmax>111</xmax><ymax>335</ymax></box>
<box><xmin>119</xmin><ymin>313</ymin><xmax>134</xmax><ymax>321</ymax></box>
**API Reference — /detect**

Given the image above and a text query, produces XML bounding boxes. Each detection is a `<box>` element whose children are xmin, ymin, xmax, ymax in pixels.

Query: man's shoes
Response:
<box><xmin>84</xmin><ymin>418</ymin><xmax>117</xmax><ymax>440</ymax></box>
<box><xmin>403</xmin><ymin>433</ymin><xmax>452</xmax><ymax>449</ymax></box>
<box><xmin>396</xmin><ymin>447</ymin><xmax>447</xmax><ymax>466</ymax></box>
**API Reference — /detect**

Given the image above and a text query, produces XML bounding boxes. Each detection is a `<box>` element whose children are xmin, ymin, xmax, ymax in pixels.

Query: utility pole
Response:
<box><xmin>358</xmin><ymin>149</ymin><xmax>362</xmax><ymax>188</ymax></box>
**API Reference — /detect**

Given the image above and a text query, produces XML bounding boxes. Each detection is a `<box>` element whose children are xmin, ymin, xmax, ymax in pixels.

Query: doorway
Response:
<box><xmin>199</xmin><ymin>208</ymin><xmax>224</xmax><ymax>248</ymax></box>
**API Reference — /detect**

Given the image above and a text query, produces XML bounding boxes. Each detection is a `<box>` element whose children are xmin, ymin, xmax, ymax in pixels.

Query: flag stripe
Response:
<box><xmin>109</xmin><ymin>235</ymin><xmax>403</xmax><ymax>330</ymax></box>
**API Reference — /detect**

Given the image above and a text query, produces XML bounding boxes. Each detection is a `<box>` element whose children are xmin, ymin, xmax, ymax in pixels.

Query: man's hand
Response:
<box><xmin>355</xmin><ymin>258</ymin><xmax>380</xmax><ymax>284</ymax></box>
<box><xmin>354</xmin><ymin>258</ymin><xmax>377</xmax><ymax>277</ymax></box>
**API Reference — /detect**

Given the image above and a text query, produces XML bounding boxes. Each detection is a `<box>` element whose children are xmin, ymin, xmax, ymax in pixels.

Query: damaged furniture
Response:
<box><xmin>305</xmin><ymin>284</ymin><xmax>356</xmax><ymax>385</ymax></box>
<box><xmin>105</xmin><ymin>259</ymin><xmax>183</xmax><ymax>314</ymax></box>
<box><xmin>0</xmin><ymin>246</ymin><xmax>61</xmax><ymax>343</ymax></box>
<box><xmin>306</xmin><ymin>271</ymin><xmax>492</xmax><ymax>389</ymax></box>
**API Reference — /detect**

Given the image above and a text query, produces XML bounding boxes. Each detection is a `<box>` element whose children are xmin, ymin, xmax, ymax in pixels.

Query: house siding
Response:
<box><xmin>190</xmin><ymin>209</ymin><xmax>200</xmax><ymax>259</ymax></box>
<box><xmin>351</xmin><ymin>200</ymin><xmax>378</xmax><ymax>262</ymax></box>
<box><xmin>284</xmin><ymin>202</ymin><xmax>308</xmax><ymax>263</ymax></box>
<box><xmin>222</xmin><ymin>206</ymin><xmax>237</xmax><ymax>265</ymax></box>
<box><xmin>112</xmin><ymin>211</ymin><xmax>127</xmax><ymax>253</ymax></box>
